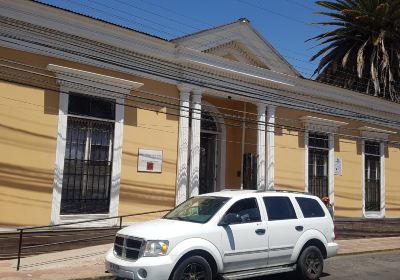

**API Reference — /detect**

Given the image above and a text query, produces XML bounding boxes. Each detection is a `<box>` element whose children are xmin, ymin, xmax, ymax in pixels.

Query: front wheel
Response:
<box><xmin>297</xmin><ymin>245</ymin><xmax>324</xmax><ymax>280</ymax></box>
<box><xmin>171</xmin><ymin>255</ymin><xmax>213</xmax><ymax>280</ymax></box>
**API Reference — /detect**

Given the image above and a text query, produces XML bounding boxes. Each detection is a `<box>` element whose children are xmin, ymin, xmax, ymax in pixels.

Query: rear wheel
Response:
<box><xmin>171</xmin><ymin>255</ymin><xmax>213</xmax><ymax>280</ymax></box>
<box><xmin>297</xmin><ymin>245</ymin><xmax>324</xmax><ymax>280</ymax></box>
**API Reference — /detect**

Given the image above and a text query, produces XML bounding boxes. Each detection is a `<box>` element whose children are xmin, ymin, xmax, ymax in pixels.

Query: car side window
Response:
<box><xmin>296</xmin><ymin>197</ymin><xmax>325</xmax><ymax>218</ymax></box>
<box><xmin>224</xmin><ymin>198</ymin><xmax>261</xmax><ymax>224</ymax></box>
<box><xmin>263</xmin><ymin>196</ymin><xmax>297</xmax><ymax>221</ymax></box>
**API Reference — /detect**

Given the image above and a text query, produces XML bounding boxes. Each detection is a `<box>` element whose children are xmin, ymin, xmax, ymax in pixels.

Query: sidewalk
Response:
<box><xmin>1</xmin><ymin>237</ymin><xmax>400</xmax><ymax>280</ymax></box>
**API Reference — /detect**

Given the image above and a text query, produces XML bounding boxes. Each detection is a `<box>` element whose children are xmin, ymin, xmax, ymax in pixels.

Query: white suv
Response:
<box><xmin>105</xmin><ymin>190</ymin><xmax>338</xmax><ymax>280</ymax></box>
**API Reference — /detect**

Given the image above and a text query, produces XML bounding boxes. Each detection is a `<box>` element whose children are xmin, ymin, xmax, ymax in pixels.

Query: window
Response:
<box><xmin>164</xmin><ymin>196</ymin><xmax>230</xmax><ymax>224</ymax></box>
<box><xmin>364</xmin><ymin>141</ymin><xmax>381</xmax><ymax>212</ymax></box>
<box><xmin>296</xmin><ymin>197</ymin><xmax>325</xmax><ymax>218</ymax></box>
<box><xmin>263</xmin><ymin>196</ymin><xmax>297</xmax><ymax>221</ymax></box>
<box><xmin>60</xmin><ymin>94</ymin><xmax>115</xmax><ymax>214</ymax></box>
<box><xmin>308</xmin><ymin>132</ymin><xmax>329</xmax><ymax>198</ymax></box>
<box><xmin>224</xmin><ymin>198</ymin><xmax>261</xmax><ymax>224</ymax></box>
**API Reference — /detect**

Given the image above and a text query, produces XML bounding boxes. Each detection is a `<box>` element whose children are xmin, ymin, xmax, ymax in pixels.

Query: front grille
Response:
<box><xmin>114</xmin><ymin>235</ymin><xmax>144</xmax><ymax>261</ymax></box>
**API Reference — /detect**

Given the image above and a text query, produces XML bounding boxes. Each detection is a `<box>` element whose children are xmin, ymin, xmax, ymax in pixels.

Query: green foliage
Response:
<box><xmin>309</xmin><ymin>0</ymin><xmax>400</xmax><ymax>102</ymax></box>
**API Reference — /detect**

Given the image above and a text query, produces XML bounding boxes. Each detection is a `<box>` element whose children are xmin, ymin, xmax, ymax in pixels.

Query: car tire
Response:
<box><xmin>171</xmin><ymin>255</ymin><xmax>213</xmax><ymax>280</ymax></box>
<box><xmin>297</xmin><ymin>245</ymin><xmax>324</xmax><ymax>280</ymax></box>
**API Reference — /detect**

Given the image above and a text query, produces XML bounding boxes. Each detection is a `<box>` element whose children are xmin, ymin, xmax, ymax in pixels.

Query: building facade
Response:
<box><xmin>0</xmin><ymin>0</ymin><xmax>399</xmax><ymax>226</ymax></box>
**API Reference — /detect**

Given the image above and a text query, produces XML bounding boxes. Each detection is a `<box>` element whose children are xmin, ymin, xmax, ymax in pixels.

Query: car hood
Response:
<box><xmin>117</xmin><ymin>218</ymin><xmax>205</xmax><ymax>240</ymax></box>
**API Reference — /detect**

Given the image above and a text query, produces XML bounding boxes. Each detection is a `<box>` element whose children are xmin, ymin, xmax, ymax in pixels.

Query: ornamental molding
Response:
<box><xmin>301</xmin><ymin>116</ymin><xmax>348</xmax><ymax>133</ymax></box>
<box><xmin>47</xmin><ymin>64</ymin><xmax>143</xmax><ymax>98</ymax></box>
<box><xmin>204</xmin><ymin>40</ymin><xmax>269</xmax><ymax>69</ymax></box>
<box><xmin>359</xmin><ymin>126</ymin><xmax>397</xmax><ymax>140</ymax></box>
<box><xmin>1</xmin><ymin>1</ymin><xmax>400</xmax><ymax>130</ymax></box>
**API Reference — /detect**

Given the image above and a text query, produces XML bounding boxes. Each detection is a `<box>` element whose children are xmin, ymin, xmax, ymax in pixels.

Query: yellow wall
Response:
<box><xmin>334</xmin><ymin>139</ymin><xmax>363</xmax><ymax>218</ymax></box>
<box><xmin>119</xmin><ymin>85</ymin><xmax>180</xmax><ymax>221</ymax></box>
<box><xmin>386</xmin><ymin>144</ymin><xmax>400</xmax><ymax>217</ymax></box>
<box><xmin>0</xmin><ymin>82</ymin><xmax>58</xmax><ymax>225</ymax></box>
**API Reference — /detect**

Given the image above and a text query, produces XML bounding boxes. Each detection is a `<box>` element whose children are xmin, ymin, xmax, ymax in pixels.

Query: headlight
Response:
<box><xmin>143</xmin><ymin>240</ymin><xmax>169</xmax><ymax>257</ymax></box>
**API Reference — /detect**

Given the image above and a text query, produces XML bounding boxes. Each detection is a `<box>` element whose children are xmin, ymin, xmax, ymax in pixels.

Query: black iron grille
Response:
<box><xmin>61</xmin><ymin>117</ymin><xmax>114</xmax><ymax>214</ymax></box>
<box><xmin>365</xmin><ymin>154</ymin><xmax>381</xmax><ymax>211</ymax></box>
<box><xmin>114</xmin><ymin>235</ymin><xmax>143</xmax><ymax>261</ymax></box>
<box><xmin>308</xmin><ymin>148</ymin><xmax>329</xmax><ymax>198</ymax></box>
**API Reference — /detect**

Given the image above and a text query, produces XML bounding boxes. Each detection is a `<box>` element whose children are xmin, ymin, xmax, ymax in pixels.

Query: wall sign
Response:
<box><xmin>138</xmin><ymin>149</ymin><xmax>163</xmax><ymax>173</ymax></box>
<box><xmin>334</xmin><ymin>157</ymin><xmax>342</xmax><ymax>176</ymax></box>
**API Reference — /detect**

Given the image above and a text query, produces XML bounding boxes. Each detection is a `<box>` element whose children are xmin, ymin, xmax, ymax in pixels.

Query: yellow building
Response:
<box><xmin>0</xmin><ymin>1</ymin><xmax>399</xmax><ymax>226</ymax></box>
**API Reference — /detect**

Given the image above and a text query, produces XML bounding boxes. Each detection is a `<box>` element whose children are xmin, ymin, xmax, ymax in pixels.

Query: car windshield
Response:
<box><xmin>164</xmin><ymin>196</ymin><xmax>230</xmax><ymax>224</ymax></box>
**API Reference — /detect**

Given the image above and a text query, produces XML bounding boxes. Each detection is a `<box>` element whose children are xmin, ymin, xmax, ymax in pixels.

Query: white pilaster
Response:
<box><xmin>189</xmin><ymin>89</ymin><xmax>203</xmax><ymax>197</ymax></box>
<box><xmin>175</xmin><ymin>84</ymin><xmax>191</xmax><ymax>205</ymax></box>
<box><xmin>257</xmin><ymin>104</ymin><xmax>266</xmax><ymax>191</ymax></box>
<box><xmin>266</xmin><ymin>105</ymin><xmax>276</xmax><ymax>190</ymax></box>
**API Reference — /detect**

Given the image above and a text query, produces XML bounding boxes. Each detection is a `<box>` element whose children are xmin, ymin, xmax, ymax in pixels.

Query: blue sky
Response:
<box><xmin>38</xmin><ymin>0</ymin><xmax>332</xmax><ymax>78</ymax></box>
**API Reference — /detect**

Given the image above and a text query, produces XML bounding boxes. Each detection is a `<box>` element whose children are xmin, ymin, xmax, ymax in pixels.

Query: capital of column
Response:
<box><xmin>192</xmin><ymin>87</ymin><xmax>204</xmax><ymax>103</ymax></box>
<box><xmin>257</xmin><ymin>103</ymin><xmax>267</xmax><ymax>115</ymax></box>
<box><xmin>267</xmin><ymin>105</ymin><xmax>276</xmax><ymax>115</ymax></box>
<box><xmin>177</xmin><ymin>83</ymin><xmax>193</xmax><ymax>94</ymax></box>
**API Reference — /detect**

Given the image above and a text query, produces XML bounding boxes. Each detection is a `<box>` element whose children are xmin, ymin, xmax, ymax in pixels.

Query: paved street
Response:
<box><xmin>253</xmin><ymin>250</ymin><xmax>400</xmax><ymax>280</ymax></box>
<box><xmin>88</xmin><ymin>250</ymin><xmax>400</xmax><ymax>280</ymax></box>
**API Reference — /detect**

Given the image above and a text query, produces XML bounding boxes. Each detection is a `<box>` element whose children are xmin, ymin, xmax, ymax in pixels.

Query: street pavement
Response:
<box><xmin>0</xmin><ymin>237</ymin><xmax>400</xmax><ymax>279</ymax></box>
<box><xmin>254</xmin><ymin>250</ymin><xmax>400</xmax><ymax>280</ymax></box>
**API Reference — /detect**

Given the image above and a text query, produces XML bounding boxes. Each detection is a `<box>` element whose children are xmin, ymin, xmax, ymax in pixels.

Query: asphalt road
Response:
<box><xmin>253</xmin><ymin>250</ymin><xmax>400</xmax><ymax>280</ymax></box>
<box><xmin>98</xmin><ymin>250</ymin><xmax>400</xmax><ymax>280</ymax></box>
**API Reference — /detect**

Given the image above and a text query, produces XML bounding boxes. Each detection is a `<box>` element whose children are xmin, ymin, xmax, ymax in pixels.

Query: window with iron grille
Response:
<box><xmin>364</xmin><ymin>141</ymin><xmax>381</xmax><ymax>212</ymax></box>
<box><xmin>308</xmin><ymin>132</ymin><xmax>329</xmax><ymax>198</ymax></box>
<box><xmin>60</xmin><ymin>94</ymin><xmax>115</xmax><ymax>214</ymax></box>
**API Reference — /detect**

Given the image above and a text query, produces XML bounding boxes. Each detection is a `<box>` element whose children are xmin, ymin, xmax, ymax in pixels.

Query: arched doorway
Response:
<box><xmin>199</xmin><ymin>107</ymin><xmax>225</xmax><ymax>194</ymax></box>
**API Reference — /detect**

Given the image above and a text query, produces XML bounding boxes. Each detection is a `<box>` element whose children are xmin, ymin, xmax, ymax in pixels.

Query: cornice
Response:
<box><xmin>0</xmin><ymin>1</ymin><xmax>399</xmax><ymax>130</ymax></box>
<box><xmin>359</xmin><ymin>126</ymin><xmax>397</xmax><ymax>140</ymax></box>
<box><xmin>47</xmin><ymin>64</ymin><xmax>143</xmax><ymax>98</ymax></box>
<box><xmin>301</xmin><ymin>116</ymin><xmax>348</xmax><ymax>133</ymax></box>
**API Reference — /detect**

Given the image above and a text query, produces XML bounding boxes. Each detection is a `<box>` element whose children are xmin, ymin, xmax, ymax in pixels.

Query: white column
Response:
<box><xmin>266</xmin><ymin>105</ymin><xmax>276</xmax><ymax>190</ymax></box>
<box><xmin>189</xmin><ymin>89</ymin><xmax>203</xmax><ymax>197</ymax></box>
<box><xmin>257</xmin><ymin>104</ymin><xmax>266</xmax><ymax>191</ymax></box>
<box><xmin>175</xmin><ymin>84</ymin><xmax>191</xmax><ymax>205</ymax></box>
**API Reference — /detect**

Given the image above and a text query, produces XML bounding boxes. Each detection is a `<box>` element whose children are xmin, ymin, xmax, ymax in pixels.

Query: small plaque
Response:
<box><xmin>138</xmin><ymin>149</ymin><xmax>162</xmax><ymax>173</ymax></box>
<box><xmin>334</xmin><ymin>157</ymin><xmax>342</xmax><ymax>176</ymax></box>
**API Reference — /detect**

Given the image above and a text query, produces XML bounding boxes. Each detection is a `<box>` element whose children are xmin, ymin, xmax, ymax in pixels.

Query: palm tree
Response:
<box><xmin>309</xmin><ymin>0</ymin><xmax>400</xmax><ymax>102</ymax></box>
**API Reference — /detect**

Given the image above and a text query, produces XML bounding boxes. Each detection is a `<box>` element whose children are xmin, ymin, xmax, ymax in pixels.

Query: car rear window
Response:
<box><xmin>296</xmin><ymin>197</ymin><xmax>325</xmax><ymax>218</ymax></box>
<box><xmin>263</xmin><ymin>196</ymin><xmax>297</xmax><ymax>221</ymax></box>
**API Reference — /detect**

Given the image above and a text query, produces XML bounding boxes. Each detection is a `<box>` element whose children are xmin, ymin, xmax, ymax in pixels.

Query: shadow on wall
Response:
<box><xmin>120</xmin><ymin>178</ymin><xmax>175</xmax><ymax>208</ymax></box>
<box><xmin>0</xmin><ymin>162</ymin><xmax>53</xmax><ymax>193</ymax></box>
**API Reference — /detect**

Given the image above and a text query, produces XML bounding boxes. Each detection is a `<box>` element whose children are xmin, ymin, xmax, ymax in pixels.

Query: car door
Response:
<box><xmin>263</xmin><ymin>196</ymin><xmax>303</xmax><ymax>266</ymax></box>
<box><xmin>219</xmin><ymin>197</ymin><xmax>269</xmax><ymax>273</ymax></box>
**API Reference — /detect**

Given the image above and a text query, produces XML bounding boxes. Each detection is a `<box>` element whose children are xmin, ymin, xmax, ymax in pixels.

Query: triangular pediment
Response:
<box><xmin>172</xmin><ymin>19</ymin><xmax>300</xmax><ymax>76</ymax></box>
<box><xmin>203</xmin><ymin>40</ymin><xmax>269</xmax><ymax>69</ymax></box>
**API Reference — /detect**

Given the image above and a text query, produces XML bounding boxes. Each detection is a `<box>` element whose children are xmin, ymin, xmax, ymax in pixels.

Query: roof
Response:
<box><xmin>32</xmin><ymin>0</ymin><xmax>168</xmax><ymax>41</ymax></box>
<box><xmin>202</xmin><ymin>189</ymin><xmax>315</xmax><ymax>199</ymax></box>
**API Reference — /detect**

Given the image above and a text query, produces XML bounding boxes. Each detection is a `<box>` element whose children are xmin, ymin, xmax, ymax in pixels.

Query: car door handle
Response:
<box><xmin>295</xmin><ymin>226</ymin><xmax>304</xmax><ymax>232</ymax></box>
<box><xmin>255</xmin><ymin>229</ymin><xmax>266</xmax><ymax>235</ymax></box>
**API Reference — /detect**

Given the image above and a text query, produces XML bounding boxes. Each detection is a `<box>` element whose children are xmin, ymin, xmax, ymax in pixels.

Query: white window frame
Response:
<box><xmin>361</xmin><ymin>140</ymin><xmax>384</xmax><ymax>218</ymax></box>
<box><xmin>48</xmin><ymin>64</ymin><xmax>143</xmax><ymax>226</ymax></box>
<box><xmin>359</xmin><ymin>126</ymin><xmax>396</xmax><ymax>219</ymax></box>
<box><xmin>302</xmin><ymin>116</ymin><xmax>348</xmax><ymax>211</ymax></box>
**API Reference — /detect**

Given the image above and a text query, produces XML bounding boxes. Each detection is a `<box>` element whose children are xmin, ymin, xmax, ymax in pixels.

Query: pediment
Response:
<box><xmin>172</xmin><ymin>19</ymin><xmax>300</xmax><ymax>76</ymax></box>
<box><xmin>204</xmin><ymin>40</ymin><xmax>269</xmax><ymax>69</ymax></box>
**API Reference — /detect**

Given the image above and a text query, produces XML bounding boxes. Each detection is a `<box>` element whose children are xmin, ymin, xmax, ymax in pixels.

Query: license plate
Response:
<box><xmin>109</xmin><ymin>262</ymin><xmax>120</xmax><ymax>272</ymax></box>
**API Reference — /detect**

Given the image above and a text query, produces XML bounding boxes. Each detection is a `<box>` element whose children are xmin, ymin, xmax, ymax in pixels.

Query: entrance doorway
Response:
<box><xmin>199</xmin><ymin>110</ymin><xmax>220</xmax><ymax>194</ymax></box>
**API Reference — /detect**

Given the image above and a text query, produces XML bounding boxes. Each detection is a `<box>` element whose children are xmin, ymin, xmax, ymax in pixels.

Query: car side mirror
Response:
<box><xmin>219</xmin><ymin>213</ymin><xmax>240</xmax><ymax>226</ymax></box>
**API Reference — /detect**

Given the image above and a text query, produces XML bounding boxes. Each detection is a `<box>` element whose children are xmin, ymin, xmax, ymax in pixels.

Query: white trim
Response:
<box><xmin>48</xmin><ymin>65</ymin><xmax>143</xmax><ymax>226</ymax></box>
<box><xmin>201</xmin><ymin>100</ymin><xmax>227</xmax><ymax>190</ymax></box>
<box><xmin>266</xmin><ymin>105</ymin><xmax>276</xmax><ymax>190</ymax></box>
<box><xmin>359</xmin><ymin>126</ymin><xmax>397</xmax><ymax>141</ymax></box>
<box><xmin>362</xmin><ymin>140</ymin><xmax>385</xmax><ymax>219</ymax></box>
<box><xmin>189</xmin><ymin>89</ymin><xmax>203</xmax><ymax>198</ymax></box>
<box><xmin>304</xmin><ymin>131</ymin><xmax>335</xmax><ymax>207</ymax></box>
<box><xmin>175</xmin><ymin>85</ymin><xmax>191</xmax><ymax>205</ymax></box>
<box><xmin>301</xmin><ymin>116</ymin><xmax>348</xmax><ymax>133</ymax></box>
<box><xmin>257</xmin><ymin>104</ymin><xmax>266</xmax><ymax>190</ymax></box>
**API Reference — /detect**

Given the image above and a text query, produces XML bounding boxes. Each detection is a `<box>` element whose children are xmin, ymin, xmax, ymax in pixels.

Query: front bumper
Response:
<box><xmin>326</xmin><ymin>242</ymin><xmax>338</xmax><ymax>258</ymax></box>
<box><xmin>105</xmin><ymin>248</ymin><xmax>175</xmax><ymax>280</ymax></box>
